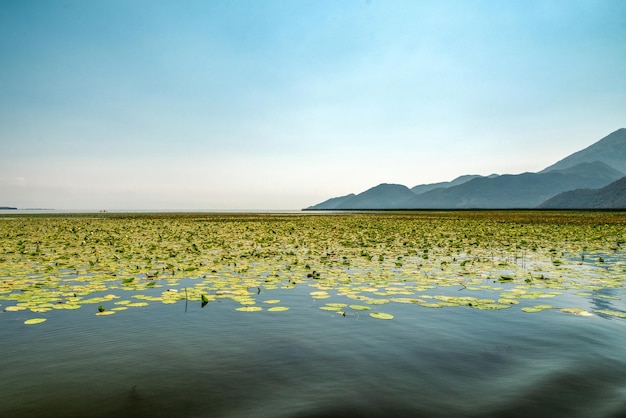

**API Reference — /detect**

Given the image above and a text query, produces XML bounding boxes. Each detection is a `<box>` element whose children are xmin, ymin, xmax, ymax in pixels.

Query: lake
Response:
<box><xmin>1</xmin><ymin>212</ymin><xmax>625</xmax><ymax>417</ymax></box>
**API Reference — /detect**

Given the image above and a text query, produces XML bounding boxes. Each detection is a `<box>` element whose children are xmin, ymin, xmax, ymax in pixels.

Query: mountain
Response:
<box><xmin>305</xmin><ymin>129</ymin><xmax>626</xmax><ymax>210</ymax></box>
<box><xmin>411</xmin><ymin>175</ymin><xmax>483</xmax><ymax>195</ymax></box>
<box><xmin>308</xmin><ymin>193</ymin><xmax>356</xmax><ymax>210</ymax></box>
<box><xmin>401</xmin><ymin>161</ymin><xmax>623</xmax><ymax>209</ymax></box>
<box><xmin>538</xmin><ymin>176</ymin><xmax>626</xmax><ymax>209</ymax></box>
<box><xmin>541</xmin><ymin>128</ymin><xmax>626</xmax><ymax>173</ymax></box>
<box><xmin>317</xmin><ymin>184</ymin><xmax>416</xmax><ymax>210</ymax></box>
<box><xmin>307</xmin><ymin>184</ymin><xmax>417</xmax><ymax>210</ymax></box>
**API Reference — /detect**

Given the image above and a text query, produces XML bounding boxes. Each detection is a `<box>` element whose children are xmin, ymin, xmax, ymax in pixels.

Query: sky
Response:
<box><xmin>1</xmin><ymin>0</ymin><xmax>625</xmax><ymax>210</ymax></box>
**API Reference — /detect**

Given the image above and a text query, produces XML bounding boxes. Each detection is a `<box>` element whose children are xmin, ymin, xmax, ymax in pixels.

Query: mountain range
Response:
<box><xmin>306</xmin><ymin>128</ymin><xmax>626</xmax><ymax>210</ymax></box>
<box><xmin>539</xmin><ymin>176</ymin><xmax>626</xmax><ymax>209</ymax></box>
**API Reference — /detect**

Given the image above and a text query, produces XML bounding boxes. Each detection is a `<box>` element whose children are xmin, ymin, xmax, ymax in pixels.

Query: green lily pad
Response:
<box><xmin>126</xmin><ymin>302</ymin><xmax>149</xmax><ymax>307</ymax></box>
<box><xmin>267</xmin><ymin>306</ymin><xmax>289</xmax><ymax>312</ymax></box>
<box><xmin>24</xmin><ymin>318</ymin><xmax>47</xmax><ymax>325</ymax></box>
<box><xmin>595</xmin><ymin>309</ymin><xmax>626</xmax><ymax>318</ymax></box>
<box><xmin>370</xmin><ymin>312</ymin><xmax>394</xmax><ymax>320</ymax></box>
<box><xmin>349</xmin><ymin>304</ymin><xmax>371</xmax><ymax>311</ymax></box>
<box><xmin>236</xmin><ymin>306</ymin><xmax>263</xmax><ymax>312</ymax></box>
<box><xmin>320</xmin><ymin>305</ymin><xmax>342</xmax><ymax>311</ymax></box>
<box><xmin>521</xmin><ymin>305</ymin><xmax>553</xmax><ymax>313</ymax></box>
<box><xmin>560</xmin><ymin>308</ymin><xmax>593</xmax><ymax>316</ymax></box>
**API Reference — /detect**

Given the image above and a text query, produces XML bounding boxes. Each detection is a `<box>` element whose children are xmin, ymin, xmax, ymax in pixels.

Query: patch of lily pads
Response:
<box><xmin>1</xmin><ymin>212</ymin><xmax>625</xmax><ymax>324</ymax></box>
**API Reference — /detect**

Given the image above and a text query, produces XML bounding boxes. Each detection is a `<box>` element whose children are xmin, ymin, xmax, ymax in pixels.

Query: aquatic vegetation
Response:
<box><xmin>0</xmin><ymin>211</ymin><xmax>625</xmax><ymax>324</ymax></box>
<box><xmin>370</xmin><ymin>312</ymin><xmax>394</xmax><ymax>320</ymax></box>
<box><xmin>24</xmin><ymin>317</ymin><xmax>47</xmax><ymax>325</ymax></box>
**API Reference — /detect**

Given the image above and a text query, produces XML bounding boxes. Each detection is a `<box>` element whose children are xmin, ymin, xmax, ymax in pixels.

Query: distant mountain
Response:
<box><xmin>401</xmin><ymin>161</ymin><xmax>623</xmax><ymax>209</ymax></box>
<box><xmin>411</xmin><ymin>175</ymin><xmax>483</xmax><ymax>195</ymax></box>
<box><xmin>309</xmin><ymin>193</ymin><xmax>356</xmax><ymax>210</ymax></box>
<box><xmin>541</xmin><ymin>128</ymin><xmax>626</xmax><ymax>173</ymax></box>
<box><xmin>538</xmin><ymin>176</ymin><xmax>626</xmax><ymax>209</ymax></box>
<box><xmin>305</xmin><ymin>129</ymin><xmax>626</xmax><ymax>210</ymax></box>
<box><xmin>317</xmin><ymin>184</ymin><xmax>417</xmax><ymax>210</ymax></box>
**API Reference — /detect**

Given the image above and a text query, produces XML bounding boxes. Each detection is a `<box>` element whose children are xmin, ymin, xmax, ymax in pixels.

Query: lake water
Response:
<box><xmin>2</xmin><ymin>281</ymin><xmax>625</xmax><ymax>418</ymax></box>
<box><xmin>2</xmin><ymin>211</ymin><xmax>626</xmax><ymax>417</ymax></box>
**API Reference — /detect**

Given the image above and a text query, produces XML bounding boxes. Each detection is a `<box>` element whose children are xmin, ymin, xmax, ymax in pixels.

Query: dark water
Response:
<box><xmin>2</xmin><ymin>285</ymin><xmax>626</xmax><ymax>418</ymax></box>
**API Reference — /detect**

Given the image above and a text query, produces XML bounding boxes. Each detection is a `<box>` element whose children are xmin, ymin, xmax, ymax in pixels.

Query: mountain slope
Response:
<box><xmin>541</xmin><ymin>128</ymin><xmax>626</xmax><ymax>173</ymax></box>
<box><xmin>308</xmin><ymin>193</ymin><xmax>356</xmax><ymax>210</ymax></box>
<box><xmin>402</xmin><ymin>162</ymin><xmax>623</xmax><ymax>208</ymax></box>
<box><xmin>411</xmin><ymin>175</ymin><xmax>483</xmax><ymax>195</ymax></box>
<box><xmin>304</xmin><ymin>129</ymin><xmax>626</xmax><ymax>210</ymax></box>
<box><xmin>538</xmin><ymin>176</ymin><xmax>626</xmax><ymax>209</ymax></box>
<box><xmin>307</xmin><ymin>184</ymin><xmax>416</xmax><ymax>210</ymax></box>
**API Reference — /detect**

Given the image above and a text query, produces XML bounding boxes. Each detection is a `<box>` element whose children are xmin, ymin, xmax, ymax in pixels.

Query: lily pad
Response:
<box><xmin>267</xmin><ymin>306</ymin><xmax>289</xmax><ymax>312</ymax></box>
<box><xmin>521</xmin><ymin>305</ymin><xmax>553</xmax><ymax>313</ymax></box>
<box><xmin>370</xmin><ymin>312</ymin><xmax>394</xmax><ymax>320</ymax></box>
<box><xmin>560</xmin><ymin>308</ymin><xmax>593</xmax><ymax>316</ymax></box>
<box><xmin>349</xmin><ymin>304</ymin><xmax>371</xmax><ymax>311</ymax></box>
<box><xmin>24</xmin><ymin>318</ymin><xmax>47</xmax><ymax>325</ymax></box>
<box><xmin>236</xmin><ymin>306</ymin><xmax>263</xmax><ymax>312</ymax></box>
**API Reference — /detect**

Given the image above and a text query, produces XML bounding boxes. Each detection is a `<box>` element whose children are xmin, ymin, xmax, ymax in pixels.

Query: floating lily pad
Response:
<box><xmin>370</xmin><ymin>312</ymin><xmax>394</xmax><ymax>320</ymax></box>
<box><xmin>419</xmin><ymin>302</ymin><xmax>444</xmax><ymax>308</ymax></box>
<box><xmin>235</xmin><ymin>306</ymin><xmax>263</xmax><ymax>312</ymax></box>
<box><xmin>595</xmin><ymin>309</ymin><xmax>626</xmax><ymax>318</ymax></box>
<box><xmin>560</xmin><ymin>308</ymin><xmax>593</xmax><ymax>316</ymax></box>
<box><xmin>349</xmin><ymin>304</ymin><xmax>371</xmax><ymax>311</ymax></box>
<box><xmin>24</xmin><ymin>318</ymin><xmax>47</xmax><ymax>325</ymax></box>
<box><xmin>472</xmin><ymin>303</ymin><xmax>511</xmax><ymax>310</ymax></box>
<box><xmin>267</xmin><ymin>306</ymin><xmax>289</xmax><ymax>312</ymax></box>
<box><xmin>521</xmin><ymin>305</ymin><xmax>553</xmax><ymax>313</ymax></box>
<box><xmin>325</xmin><ymin>302</ymin><xmax>347</xmax><ymax>308</ymax></box>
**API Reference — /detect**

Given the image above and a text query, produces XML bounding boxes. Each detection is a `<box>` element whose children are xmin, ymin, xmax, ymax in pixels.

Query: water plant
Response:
<box><xmin>0</xmin><ymin>211</ymin><xmax>624</xmax><ymax>324</ymax></box>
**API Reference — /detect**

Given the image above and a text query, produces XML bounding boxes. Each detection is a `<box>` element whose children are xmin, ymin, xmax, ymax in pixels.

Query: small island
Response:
<box><xmin>0</xmin><ymin>207</ymin><xmax>17</xmax><ymax>210</ymax></box>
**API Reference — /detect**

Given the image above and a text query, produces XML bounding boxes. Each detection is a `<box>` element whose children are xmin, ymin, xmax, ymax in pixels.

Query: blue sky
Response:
<box><xmin>1</xmin><ymin>0</ymin><xmax>625</xmax><ymax>210</ymax></box>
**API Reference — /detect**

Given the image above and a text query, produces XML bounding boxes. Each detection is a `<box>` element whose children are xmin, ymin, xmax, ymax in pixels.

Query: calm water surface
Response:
<box><xmin>1</xmin><ymin>282</ymin><xmax>625</xmax><ymax>418</ymax></box>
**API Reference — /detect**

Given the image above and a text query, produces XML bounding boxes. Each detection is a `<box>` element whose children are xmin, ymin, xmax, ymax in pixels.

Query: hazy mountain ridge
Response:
<box><xmin>541</xmin><ymin>128</ymin><xmax>626</xmax><ymax>173</ymax></box>
<box><xmin>538</xmin><ymin>176</ymin><xmax>626</xmax><ymax>209</ymax></box>
<box><xmin>310</xmin><ymin>193</ymin><xmax>356</xmax><ymax>210</ymax></box>
<box><xmin>402</xmin><ymin>161</ymin><xmax>623</xmax><ymax>209</ymax></box>
<box><xmin>410</xmin><ymin>174</ymin><xmax>484</xmax><ymax>195</ymax></box>
<box><xmin>331</xmin><ymin>184</ymin><xmax>416</xmax><ymax>210</ymax></box>
<box><xmin>305</xmin><ymin>129</ymin><xmax>626</xmax><ymax>210</ymax></box>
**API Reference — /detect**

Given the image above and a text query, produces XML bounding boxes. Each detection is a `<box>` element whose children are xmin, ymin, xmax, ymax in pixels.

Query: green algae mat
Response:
<box><xmin>1</xmin><ymin>211</ymin><xmax>625</xmax><ymax>324</ymax></box>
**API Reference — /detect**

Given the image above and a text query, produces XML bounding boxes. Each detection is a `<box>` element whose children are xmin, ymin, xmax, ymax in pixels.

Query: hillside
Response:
<box><xmin>538</xmin><ymin>176</ymin><xmax>626</xmax><ymax>209</ymax></box>
<box><xmin>309</xmin><ymin>193</ymin><xmax>356</xmax><ymax>210</ymax></box>
<box><xmin>305</xmin><ymin>129</ymin><xmax>626</xmax><ymax>210</ymax></box>
<box><xmin>410</xmin><ymin>175</ymin><xmax>483</xmax><ymax>195</ymax></box>
<box><xmin>541</xmin><ymin>128</ymin><xmax>626</xmax><ymax>173</ymax></box>
<box><xmin>401</xmin><ymin>162</ymin><xmax>623</xmax><ymax>209</ymax></box>
<box><xmin>319</xmin><ymin>184</ymin><xmax>416</xmax><ymax>210</ymax></box>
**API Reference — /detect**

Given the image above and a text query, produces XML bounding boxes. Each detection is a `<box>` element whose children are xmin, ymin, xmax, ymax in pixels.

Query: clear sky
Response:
<box><xmin>1</xmin><ymin>0</ymin><xmax>625</xmax><ymax>210</ymax></box>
